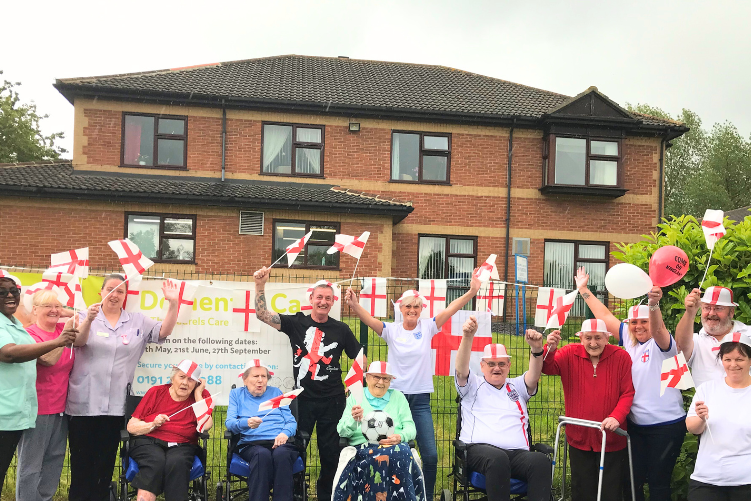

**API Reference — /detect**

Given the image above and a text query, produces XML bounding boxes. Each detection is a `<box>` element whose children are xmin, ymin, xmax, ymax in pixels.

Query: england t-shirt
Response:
<box><xmin>688</xmin><ymin>379</ymin><xmax>751</xmax><ymax>486</ymax></box>
<box><xmin>455</xmin><ymin>372</ymin><xmax>534</xmax><ymax>451</ymax></box>
<box><xmin>687</xmin><ymin>320</ymin><xmax>751</xmax><ymax>388</ymax></box>
<box><xmin>619</xmin><ymin>324</ymin><xmax>685</xmax><ymax>426</ymax></box>
<box><xmin>381</xmin><ymin>318</ymin><xmax>439</xmax><ymax>394</ymax></box>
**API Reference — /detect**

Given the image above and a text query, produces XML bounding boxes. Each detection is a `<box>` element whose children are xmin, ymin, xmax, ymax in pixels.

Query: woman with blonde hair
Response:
<box><xmin>16</xmin><ymin>289</ymin><xmax>77</xmax><ymax>501</ymax></box>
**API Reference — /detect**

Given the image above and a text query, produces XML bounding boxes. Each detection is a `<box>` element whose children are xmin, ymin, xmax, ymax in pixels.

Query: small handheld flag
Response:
<box><xmin>50</xmin><ymin>247</ymin><xmax>89</xmax><ymax>278</ymax></box>
<box><xmin>660</xmin><ymin>353</ymin><xmax>694</xmax><ymax>396</ymax></box>
<box><xmin>344</xmin><ymin>348</ymin><xmax>366</xmax><ymax>405</ymax></box>
<box><xmin>258</xmin><ymin>388</ymin><xmax>304</xmax><ymax>413</ymax></box>
<box><xmin>474</xmin><ymin>255</ymin><xmax>500</xmax><ymax>282</ymax></box>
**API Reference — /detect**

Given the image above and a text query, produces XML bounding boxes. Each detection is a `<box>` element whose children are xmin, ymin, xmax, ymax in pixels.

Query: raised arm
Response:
<box><xmin>675</xmin><ymin>288</ymin><xmax>700</xmax><ymax>360</ymax></box>
<box><xmin>647</xmin><ymin>286</ymin><xmax>671</xmax><ymax>351</ymax></box>
<box><xmin>253</xmin><ymin>267</ymin><xmax>281</xmax><ymax>331</ymax></box>
<box><xmin>345</xmin><ymin>288</ymin><xmax>383</xmax><ymax>335</ymax></box>
<box><xmin>454</xmin><ymin>315</ymin><xmax>478</xmax><ymax>386</ymax></box>
<box><xmin>524</xmin><ymin>329</ymin><xmax>545</xmax><ymax>394</ymax></box>
<box><xmin>158</xmin><ymin>281</ymin><xmax>180</xmax><ymax>339</ymax></box>
<box><xmin>435</xmin><ymin>269</ymin><xmax>481</xmax><ymax>328</ymax></box>
<box><xmin>575</xmin><ymin>267</ymin><xmax>622</xmax><ymax>340</ymax></box>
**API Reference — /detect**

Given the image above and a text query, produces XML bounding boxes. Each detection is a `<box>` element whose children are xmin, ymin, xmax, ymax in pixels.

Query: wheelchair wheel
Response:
<box><xmin>440</xmin><ymin>488</ymin><xmax>452</xmax><ymax>501</ymax></box>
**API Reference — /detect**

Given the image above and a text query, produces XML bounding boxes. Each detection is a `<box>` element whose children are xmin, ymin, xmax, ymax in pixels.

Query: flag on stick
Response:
<box><xmin>258</xmin><ymin>388</ymin><xmax>304</xmax><ymax>412</ymax></box>
<box><xmin>344</xmin><ymin>348</ymin><xmax>366</xmax><ymax>405</ymax></box>
<box><xmin>193</xmin><ymin>392</ymin><xmax>216</xmax><ymax>433</ymax></box>
<box><xmin>108</xmin><ymin>239</ymin><xmax>154</xmax><ymax>279</ymax></box>
<box><xmin>701</xmin><ymin>209</ymin><xmax>725</xmax><ymax>251</ymax></box>
<box><xmin>545</xmin><ymin>290</ymin><xmax>578</xmax><ymax>330</ymax></box>
<box><xmin>272</xmin><ymin>231</ymin><xmax>312</xmax><ymax>267</ymax></box>
<box><xmin>49</xmin><ymin>247</ymin><xmax>89</xmax><ymax>278</ymax></box>
<box><xmin>534</xmin><ymin>288</ymin><xmax>566</xmax><ymax>328</ymax></box>
<box><xmin>327</xmin><ymin>232</ymin><xmax>370</xmax><ymax>259</ymax></box>
<box><xmin>660</xmin><ymin>353</ymin><xmax>694</xmax><ymax>396</ymax></box>
<box><xmin>474</xmin><ymin>254</ymin><xmax>500</xmax><ymax>282</ymax></box>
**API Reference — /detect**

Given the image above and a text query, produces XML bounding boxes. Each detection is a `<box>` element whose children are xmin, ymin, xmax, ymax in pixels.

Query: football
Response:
<box><xmin>361</xmin><ymin>410</ymin><xmax>395</xmax><ymax>443</ymax></box>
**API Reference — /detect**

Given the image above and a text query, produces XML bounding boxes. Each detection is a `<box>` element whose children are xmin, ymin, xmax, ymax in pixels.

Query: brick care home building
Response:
<box><xmin>0</xmin><ymin>55</ymin><xmax>686</xmax><ymax>299</ymax></box>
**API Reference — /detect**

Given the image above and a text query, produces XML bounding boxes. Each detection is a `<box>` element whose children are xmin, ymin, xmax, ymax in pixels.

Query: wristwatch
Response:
<box><xmin>532</xmin><ymin>350</ymin><xmax>544</xmax><ymax>357</ymax></box>
<box><xmin>649</xmin><ymin>302</ymin><xmax>660</xmax><ymax>311</ymax></box>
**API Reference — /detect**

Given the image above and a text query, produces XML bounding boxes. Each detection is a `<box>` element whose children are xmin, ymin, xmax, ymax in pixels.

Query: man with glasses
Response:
<box><xmin>675</xmin><ymin>286</ymin><xmax>751</xmax><ymax>387</ymax></box>
<box><xmin>454</xmin><ymin>316</ymin><xmax>551</xmax><ymax>501</ymax></box>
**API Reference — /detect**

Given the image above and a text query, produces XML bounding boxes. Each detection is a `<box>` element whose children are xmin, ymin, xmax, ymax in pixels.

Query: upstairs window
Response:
<box><xmin>122</xmin><ymin>113</ymin><xmax>187</xmax><ymax>168</ymax></box>
<box><xmin>391</xmin><ymin>132</ymin><xmax>451</xmax><ymax>183</ymax></box>
<box><xmin>548</xmin><ymin>136</ymin><xmax>621</xmax><ymax>187</ymax></box>
<box><xmin>262</xmin><ymin>123</ymin><xmax>324</xmax><ymax>176</ymax></box>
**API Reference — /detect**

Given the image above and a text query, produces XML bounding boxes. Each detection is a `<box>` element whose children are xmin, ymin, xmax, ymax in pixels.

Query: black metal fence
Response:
<box><xmin>0</xmin><ymin>265</ymin><xmax>658</xmax><ymax>501</ymax></box>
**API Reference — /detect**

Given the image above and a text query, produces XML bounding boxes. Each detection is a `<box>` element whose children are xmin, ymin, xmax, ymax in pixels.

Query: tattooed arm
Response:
<box><xmin>254</xmin><ymin>267</ymin><xmax>282</xmax><ymax>330</ymax></box>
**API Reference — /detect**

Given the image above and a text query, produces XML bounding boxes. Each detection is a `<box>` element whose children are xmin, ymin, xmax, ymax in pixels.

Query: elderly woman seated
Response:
<box><xmin>334</xmin><ymin>361</ymin><xmax>425</xmax><ymax>501</ymax></box>
<box><xmin>126</xmin><ymin>359</ymin><xmax>212</xmax><ymax>501</ymax></box>
<box><xmin>225</xmin><ymin>359</ymin><xmax>298</xmax><ymax>501</ymax></box>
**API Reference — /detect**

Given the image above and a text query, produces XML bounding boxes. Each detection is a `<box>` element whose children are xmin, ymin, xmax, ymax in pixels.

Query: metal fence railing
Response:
<box><xmin>0</xmin><ymin>265</ymin><xmax>664</xmax><ymax>501</ymax></box>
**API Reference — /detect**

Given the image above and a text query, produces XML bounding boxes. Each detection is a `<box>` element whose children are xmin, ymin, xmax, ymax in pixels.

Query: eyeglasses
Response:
<box><xmin>0</xmin><ymin>287</ymin><xmax>21</xmax><ymax>298</ymax></box>
<box><xmin>483</xmin><ymin>361</ymin><xmax>509</xmax><ymax>369</ymax></box>
<box><xmin>37</xmin><ymin>304</ymin><xmax>63</xmax><ymax>310</ymax></box>
<box><xmin>368</xmin><ymin>375</ymin><xmax>393</xmax><ymax>383</ymax></box>
<box><xmin>702</xmin><ymin>305</ymin><xmax>728</xmax><ymax>313</ymax></box>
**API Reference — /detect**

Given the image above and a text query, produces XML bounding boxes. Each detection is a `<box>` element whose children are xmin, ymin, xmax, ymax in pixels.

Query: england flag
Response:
<box><xmin>431</xmin><ymin>311</ymin><xmax>492</xmax><ymax>376</ymax></box>
<box><xmin>701</xmin><ymin>209</ymin><xmax>726</xmax><ymax>250</ymax></box>
<box><xmin>359</xmin><ymin>278</ymin><xmax>388</xmax><ymax>317</ymax></box>
<box><xmin>418</xmin><ymin>279</ymin><xmax>447</xmax><ymax>319</ymax></box>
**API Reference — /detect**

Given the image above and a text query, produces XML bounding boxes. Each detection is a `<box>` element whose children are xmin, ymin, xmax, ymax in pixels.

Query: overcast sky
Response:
<box><xmin>4</xmin><ymin>0</ymin><xmax>750</xmax><ymax>155</ymax></box>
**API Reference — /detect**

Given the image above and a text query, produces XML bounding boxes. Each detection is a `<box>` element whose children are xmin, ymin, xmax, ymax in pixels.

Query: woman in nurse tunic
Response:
<box><xmin>575</xmin><ymin>267</ymin><xmax>685</xmax><ymax>501</ymax></box>
<box><xmin>345</xmin><ymin>272</ymin><xmax>480</xmax><ymax>499</ymax></box>
<box><xmin>686</xmin><ymin>332</ymin><xmax>751</xmax><ymax>500</ymax></box>
<box><xmin>66</xmin><ymin>274</ymin><xmax>181</xmax><ymax>501</ymax></box>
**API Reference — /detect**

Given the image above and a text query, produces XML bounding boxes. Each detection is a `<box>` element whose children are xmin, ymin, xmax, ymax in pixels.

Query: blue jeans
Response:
<box><xmin>406</xmin><ymin>393</ymin><xmax>437</xmax><ymax>499</ymax></box>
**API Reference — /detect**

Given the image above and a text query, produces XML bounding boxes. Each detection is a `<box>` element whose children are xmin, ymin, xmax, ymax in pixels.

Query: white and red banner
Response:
<box><xmin>418</xmin><ymin>279</ymin><xmax>447</xmax><ymax>319</ymax></box>
<box><xmin>327</xmin><ymin>231</ymin><xmax>370</xmax><ymax>259</ymax></box>
<box><xmin>193</xmin><ymin>393</ymin><xmax>216</xmax><ymax>433</ymax></box>
<box><xmin>108</xmin><ymin>239</ymin><xmax>154</xmax><ymax>278</ymax></box>
<box><xmin>475</xmin><ymin>254</ymin><xmax>500</xmax><ymax>282</ymax></box>
<box><xmin>359</xmin><ymin>278</ymin><xmax>388</xmax><ymax>317</ymax></box>
<box><xmin>284</xmin><ymin>231</ymin><xmax>312</xmax><ymax>267</ymax></box>
<box><xmin>431</xmin><ymin>311</ymin><xmax>491</xmax><ymax>376</ymax></box>
<box><xmin>545</xmin><ymin>290</ymin><xmax>578</xmax><ymax>330</ymax></box>
<box><xmin>660</xmin><ymin>353</ymin><xmax>694</xmax><ymax>396</ymax></box>
<box><xmin>258</xmin><ymin>388</ymin><xmax>304</xmax><ymax>412</ymax></box>
<box><xmin>49</xmin><ymin>247</ymin><xmax>89</xmax><ymax>278</ymax></box>
<box><xmin>701</xmin><ymin>209</ymin><xmax>725</xmax><ymax>250</ymax></box>
<box><xmin>535</xmin><ymin>288</ymin><xmax>566</xmax><ymax>328</ymax></box>
<box><xmin>477</xmin><ymin>281</ymin><xmax>505</xmax><ymax>316</ymax></box>
<box><xmin>42</xmin><ymin>270</ymin><xmax>85</xmax><ymax>310</ymax></box>
<box><xmin>123</xmin><ymin>276</ymin><xmax>143</xmax><ymax>312</ymax></box>
<box><xmin>344</xmin><ymin>348</ymin><xmax>366</xmax><ymax>405</ymax></box>
<box><xmin>232</xmin><ymin>289</ymin><xmax>260</xmax><ymax>332</ymax></box>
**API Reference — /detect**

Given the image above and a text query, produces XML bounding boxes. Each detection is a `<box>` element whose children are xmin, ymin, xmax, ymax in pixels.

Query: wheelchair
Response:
<box><xmin>216</xmin><ymin>385</ymin><xmax>310</xmax><ymax>501</ymax></box>
<box><xmin>109</xmin><ymin>383</ymin><xmax>211</xmax><ymax>501</ymax></box>
<box><xmin>441</xmin><ymin>396</ymin><xmax>554</xmax><ymax>501</ymax></box>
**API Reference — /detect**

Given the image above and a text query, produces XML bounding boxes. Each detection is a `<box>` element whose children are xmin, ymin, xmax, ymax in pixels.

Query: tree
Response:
<box><xmin>0</xmin><ymin>70</ymin><xmax>66</xmax><ymax>163</ymax></box>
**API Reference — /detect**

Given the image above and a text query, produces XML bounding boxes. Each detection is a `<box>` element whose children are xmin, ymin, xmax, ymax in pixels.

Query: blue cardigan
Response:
<box><xmin>225</xmin><ymin>385</ymin><xmax>297</xmax><ymax>444</ymax></box>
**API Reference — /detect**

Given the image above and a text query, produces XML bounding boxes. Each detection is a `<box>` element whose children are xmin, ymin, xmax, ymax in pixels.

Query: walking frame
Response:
<box><xmin>552</xmin><ymin>416</ymin><xmax>636</xmax><ymax>501</ymax></box>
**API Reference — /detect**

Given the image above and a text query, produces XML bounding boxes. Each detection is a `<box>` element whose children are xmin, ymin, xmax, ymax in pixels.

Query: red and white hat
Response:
<box><xmin>720</xmin><ymin>331</ymin><xmax>751</xmax><ymax>348</ymax></box>
<box><xmin>395</xmin><ymin>289</ymin><xmax>426</xmax><ymax>306</ymax></box>
<box><xmin>701</xmin><ymin>286</ymin><xmax>738</xmax><ymax>307</ymax></box>
<box><xmin>482</xmin><ymin>344</ymin><xmax>511</xmax><ymax>360</ymax></box>
<box><xmin>238</xmin><ymin>359</ymin><xmax>275</xmax><ymax>378</ymax></box>
<box><xmin>0</xmin><ymin>270</ymin><xmax>21</xmax><ymax>287</ymax></box>
<box><xmin>577</xmin><ymin>319</ymin><xmax>610</xmax><ymax>336</ymax></box>
<box><xmin>627</xmin><ymin>305</ymin><xmax>650</xmax><ymax>321</ymax></box>
<box><xmin>173</xmin><ymin>359</ymin><xmax>202</xmax><ymax>382</ymax></box>
<box><xmin>367</xmin><ymin>361</ymin><xmax>396</xmax><ymax>378</ymax></box>
<box><xmin>307</xmin><ymin>280</ymin><xmax>339</xmax><ymax>301</ymax></box>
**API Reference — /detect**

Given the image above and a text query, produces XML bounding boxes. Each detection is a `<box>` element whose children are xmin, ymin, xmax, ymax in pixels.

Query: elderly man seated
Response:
<box><xmin>126</xmin><ymin>359</ymin><xmax>212</xmax><ymax>501</ymax></box>
<box><xmin>225</xmin><ymin>359</ymin><xmax>298</xmax><ymax>501</ymax></box>
<box><xmin>455</xmin><ymin>316</ymin><xmax>551</xmax><ymax>501</ymax></box>
<box><xmin>334</xmin><ymin>361</ymin><xmax>425</xmax><ymax>501</ymax></box>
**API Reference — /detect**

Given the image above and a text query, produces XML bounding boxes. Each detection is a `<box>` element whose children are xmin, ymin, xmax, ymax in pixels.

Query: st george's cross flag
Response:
<box><xmin>161</xmin><ymin>280</ymin><xmax>198</xmax><ymax>323</ymax></box>
<box><xmin>544</xmin><ymin>290</ymin><xmax>578</xmax><ymax>330</ymax></box>
<box><xmin>258</xmin><ymin>388</ymin><xmax>305</xmax><ymax>412</ymax></box>
<box><xmin>42</xmin><ymin>270</ymin><xmax>85</xmax><ymax>310</ymax></box>
<box><xmin>418</xmin><ymin>279</ymin><xmax>447</xmax><ymax>319</ymax></box>
<box><xmin>122</xmin><ymin>275</ymin><xmax>143</xmax><ymax>312</ymax></box>
<box><xmin>344</xmin><ymin>348</ymin><xmax>366</xmax><ymax>405</ymax></box>
<box><xmin>193</xmin><ymin>393</ymin><xmax>216</xmax><ymax>433</ymax></box>
<box><xmin>49</xmin><ymin>247</ymin><xmax>89</xmax><ymax>278</ymax></box>
<box><xmin>477</xmin><ymin>281</ymin><xmax>506</xmax><ymax>316</ymax></box>
<box><xmin>475</xmin><ymin>254</ymin><xmax>500</xmax><ymax>282</ymax></box>
<box><xmin>360</xmin><ymin>278</ymin><xmax>388</xmax><ymax>317</ymax></box>
<box><xmin>232</xmin><ymin>288</ymin><xmax>260</xmax><ymax>332</ymax></box>
<box><xmin>701</xmin><ymin>209</ymin><xmax>726</xmax><ymax>251</ymax></box>
<box><xmin>660</xmin><ymin>353</ymin><xmax>694</xmax><ymax>396</ymax></box>
<box><xmin>108</xmin><ymin>239</ymin><xmax>154</xmax><ymax>279</ymax></box>
<box><xmin>23</xmin><ymin>282</ymin><xmax>60</xmax><ymax>311</ymax></box>
<box><xmin>327</xmin><ymin>232</ymin><xmax>370</xmax><ymax>259</ymax></box>
<box><xmin>284</xmin><ymin>231</ymin><xmax>312</xmax><ymax>267</ymax></box>
<box><xmin>431</xmin><ymin>311</ymin><xmax>492</xmax><ymax>376</ymax></box>
<box><xmin>535</xmin><ymin>288</ymin><xmax>566</xmax><ymax>328</ymax></box>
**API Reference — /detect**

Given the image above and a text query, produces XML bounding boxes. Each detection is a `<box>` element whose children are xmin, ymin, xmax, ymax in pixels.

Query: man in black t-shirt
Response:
<box><xmin>254</xmin><ymin>267</ymin><xmax>361</xmax><ymax>501</ymax></box>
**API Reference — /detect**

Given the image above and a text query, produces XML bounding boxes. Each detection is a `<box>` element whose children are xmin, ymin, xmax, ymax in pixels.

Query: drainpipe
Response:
<box><xmin>221</xmin><ymin>100</ymin><xmax>227</xmax><ymax>182</ymax></box>
<box><xmin>658</xmin><ymin>128</ymin><xmax>670</xmax><ymax>222</ymax></box>
<box><xmin>504</xmin><ymin>120</ymin><xmax>516</xmax><ymax>283</ymax></box>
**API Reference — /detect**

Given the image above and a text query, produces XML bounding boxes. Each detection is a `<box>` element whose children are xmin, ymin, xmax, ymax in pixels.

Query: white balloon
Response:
<box><xmin>605</xmin><ymin>263</ymin><xmax>653</xmax><ymax>299</ymax></box>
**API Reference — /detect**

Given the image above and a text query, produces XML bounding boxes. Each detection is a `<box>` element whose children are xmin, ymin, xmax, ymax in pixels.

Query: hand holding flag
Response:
<box><xmin>258</xmin><ymin>388</ymin><xmax>304</xmax><ymax>414</ymax></box>
<box><xmin>474</xmin><ymin>255</ymin><xmax>500</xmax><ymax>282</ymax></box>
<box><xmin>344</xmin><ymin>348</ymin><xmax>366</xmax><ymax>405</ymax></box>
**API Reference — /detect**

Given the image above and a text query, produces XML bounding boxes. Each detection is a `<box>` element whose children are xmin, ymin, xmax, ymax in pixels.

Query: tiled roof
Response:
<box><xmin>725</xmin><ymin>206</ymin><xmax>751</xmax><ymax>223</ymax></box>
<box><xmin>56</xmin><ymin>55</ymin><xmax>572</xmax><ymax>119</ymax></box>
<box><xmin>0</xmin><ymin>162</ymin><xmax>413</xmax><ymax>219</ymax></box>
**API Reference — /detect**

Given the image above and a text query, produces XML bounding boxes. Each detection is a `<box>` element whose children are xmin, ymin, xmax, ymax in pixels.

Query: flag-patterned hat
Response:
<box><xmin>701</xmin><ymin>286</ymin><xmax>738</xmax><ymax>307</ymax></box>
<box><xmin>720</xmin><ymin>331</ymin><xmax>751</xmax><ymax>348</ymax></box>
<box><xmin>627</xmin><ymin>305</ymin><xmax>650</xmax><ymax>321</ymax></box>
<box><xmin>482</xmin><ymin>344</ymin><xmax>512</xmax><ymax>360</ymax></box>
<box><xmin>577</xmin><ymin>319</ymin><xmax>610</xmax><ymax>336</ymax></box>
<box><xmin>395</xmin><ymin>289</ymin><xmax>426</xmax><ymax>306</ymax></box>
<box><xmin>238</xmin><ymin>359</ymin><xmax>275</xmax><ymax>378</ymax></box>
<box><xmin>173</xmin><ymin>359</ymin><xmax>202</xmax><ymax>382</ymax></box>
<box><xmin>367</xmin><ymin>361</ymin><xmax>396</xmax><ymax>378</ymax></box>
<box><xmin>0</xmin><ymin>270</ymin><xmax>21</xmax><ymax>287</ymax></box>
